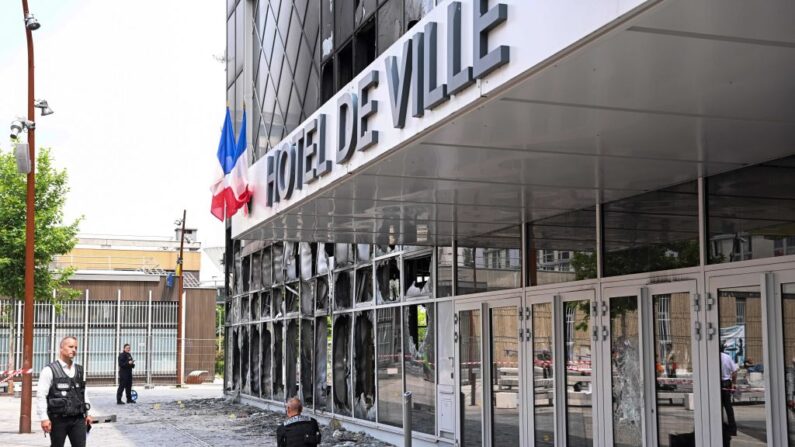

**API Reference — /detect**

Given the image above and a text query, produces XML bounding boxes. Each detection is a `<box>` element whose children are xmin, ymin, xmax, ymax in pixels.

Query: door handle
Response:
<box><xmin>602</xmin><ymin>326</ymin><xmax>609</xmax><ymax>341</ymax></box>
<box><xmin>707</xmin><ymin>323</ymin><xmax>716</xmax><ymax>340</ymax></box>
<box><xmin>694</xmin><ymin>322</ymin><xmax>701</xmax><ymax>341</ymax></box>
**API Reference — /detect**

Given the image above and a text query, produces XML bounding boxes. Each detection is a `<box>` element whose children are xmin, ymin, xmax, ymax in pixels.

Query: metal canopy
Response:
<box><xmin>241</xmin><ymin>0</ymin><xmax>795</xmax><ymax>246</ymax></box>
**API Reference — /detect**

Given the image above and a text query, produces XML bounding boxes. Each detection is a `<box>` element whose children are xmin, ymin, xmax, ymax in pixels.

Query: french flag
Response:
<box><xmin>210</xmin><ymin>108</ymin><xmax>251</xmax><ymax>220</ymax></box>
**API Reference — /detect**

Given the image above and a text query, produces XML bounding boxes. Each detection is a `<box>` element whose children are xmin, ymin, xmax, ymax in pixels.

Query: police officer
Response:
<box><xmin>117</xmin><ymin>343</ymin><xmax>135</xmax><ymax>404</ymax></box>
<box><xmin>36</xmin><ymin>336</ymin><xmax>93</xmax><ymax>447</ymax></box>
<box><xmin>276</xmin><ymin>397</ymin><xmax>321</xmax><ymax>447</ymax></box>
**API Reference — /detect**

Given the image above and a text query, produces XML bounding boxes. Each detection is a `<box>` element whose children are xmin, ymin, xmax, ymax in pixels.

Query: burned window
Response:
<box><xmin>335</xmin><ymin>243</ymin><xmax>354</xmax><ymax>268</ymax></box>
<box><xmin>356</xmin><ymin>267</ymin><xmax>373</xmax><ymax>304</ymax></box>
<box><xmin>261</xmin><ymin>324</ymin><xmax>272</xmax><ymax>400</ymax></box>
<box><xmin>316</xmin><ymin>243</ymin><xmax>333</xmax><ymax>276</ymax></box>
<box><xmin>300</xmin><ymin>319</ymin><xmax>314</xmax><ymax>405</ymax></box>
<box><xmin>354</xmin><ymin>311</ymin><xmax>375</xmax><ymax>421</ymax></box>
<box><xmin>321</xmin><ymin>0</ymin><xmax>333</xmax><ymax>60</ymax></box>
<box><xmin>273</xmin><ymin>242</ymin><xmax>284</xmax><ymax>283</ymax></box>
<box><xmin>404</xmin><ymin>253</ymin><xmax>432</xmax><ymax>298</ymax></box>
<box><xmin>273</xmin><ymin>321</ymin><xmax>284</xmax><ymax>401</ymax></box>
<box><xmin>404</xmin><ymin>303</ymin><xmax>435</xmax><ymax>434</ymax></box>
<box><xmin>315</xmin><ymin>316</ymin><xmax>332</xmax><ymax>411</ymax></box>
<box><xmin>356</xmin><ymin>244</ymin><xmax>371</xmax><ymax>264</ymax></box>
<box><xmin>354</xmin><ymin>0</ymin><xmax>377</xmax><ymax>26</ymax></box>
<box><xmin>262</xmin><ymin>246</ymin><xmax>272</xmax><ymax>288</ymax></box>
<box><xmin>285</xmin><ymin>282</ymin><xmax>300</xmax><ymax>315</ymax></box>
<box><xmin>242</xmin><ymin>254</ymin><xmax>251</xmax><ymax>292</ymax></box>
<box><xmin>225</xmin><ymin>300</ymin><xmax>232</xmax><ymax>324</ymax></box>
<box><xmin>240</xmin><ymin>325</ymin><xmax>249</xmax><ymax>393</ymax></box>
<box><xmin>252</xmin><ymin>251</ymin><xmax>262</xmax><ymax>290</ymax></box>
<box><xmin>333</xmin><ymin>314</ymin><xmax>352</xmax><ymax>415</ymax></box>
<box><xmin>375</xmin><ymin>244</ymin><xmax>398</xmax><ymax>257</ymax></box>
<box><xmin>377</xmin><ymin>0</ymin><xmax>402</xmax><ymax>56</ymax></box>
<box><xmin>334</xmin><ymin>269</ymin><xmax>354</xmax><ymax>310</ymax></box>
<box><xmin>234</xmin><ymin>244</ymin><xmax>242</xmax><ymax>294</ymax></box>
<box><xmin>273</xmin><ymin>287</ymin><xmax>284</xmax><ymax>318</ymax></box>
<box><xmin>261</xmin><ymin>291</ymin><xmax>271</xmax><ymax>320</ymax></box>
<box><xmin>299</xmin><ymin>242</ymin><xmax>314</xmax><ymax>280</ymax></box>
<box><xmin>376</xmin><ymin>257</ymin><xmax>400</xmax><ymax>304</ymax></box>
<box><xmin>250</xmin><ymin>324</ymin><xmax>260</xmax><ymax>396</ymax></box>
<box><xmin>232</xmin><ymin>328</ymin><xmax>240</xmax><ymax>391</ymax></box>
<box><xmin>284</xmin><ymin>242</ymin><xmax>298</xmax><ymax>281</ymax></box>
<box><xmin>301</xmin><ymin>280</ymin><xmax>314</xmax><ymax>315</ymax></box>
<box><xmin>241</xmin><ymin>295</ymin><xmax>250</xmax><ymax>322</ymax></box>
<box><xmin>405</xmin><ymin>0</ymin><xmax>434</xmax><ymax>31</ymax></box>
<box><xmin>252</xmin><ymin>293</ymin><xmax>260</xmax><ymax>320</ymax></box>
<box><xmin>286</xmin><ymin>319</ymin><xmax>300</xmax><ymax>399</ymax></box>
<box><xmin>335</xmin><ymin>0</ymin><xmax>354</xmax><ymax>45</ymax></box>
<box><xmin>377</xmin><ymin>307</ymin><xmax>402</xmax><ymax>427</ymax></box>
<box><xmin>316</xmin><ymin>277</ymin><xmax>330</xmax><ymax>312</ymax></box>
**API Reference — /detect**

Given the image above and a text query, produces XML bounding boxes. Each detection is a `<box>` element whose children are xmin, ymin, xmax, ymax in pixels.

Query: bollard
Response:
<box><xmin>403</xmin><ymin>391</ymin><xmax>412</xmax><ymax>447</ymax></box>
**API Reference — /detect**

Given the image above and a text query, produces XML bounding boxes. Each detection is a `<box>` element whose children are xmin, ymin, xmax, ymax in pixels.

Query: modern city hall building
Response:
<box><xmin>222</xmin><ymin>1</ymin><xmax>795</xmax><ymax>446</ymax></box>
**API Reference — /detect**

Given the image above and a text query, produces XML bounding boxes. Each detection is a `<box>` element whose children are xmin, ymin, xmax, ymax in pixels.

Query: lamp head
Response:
<box><xmin>34</xmin><ymin>99</ymin><xmax>54</xmax><ymax>116</ymax></box>
<box><xmin>10</xmin><ymin>120</ymin><xmax>24</xmax><ymax>140</ymax></box>
<box><xmin>24</xmin><ymin>14</ymin><xmax>41</xmax><ymax>31</ymax></box>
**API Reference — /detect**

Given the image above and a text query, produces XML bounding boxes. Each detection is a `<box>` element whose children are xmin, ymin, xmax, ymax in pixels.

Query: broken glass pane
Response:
<box><xmin>261</xmin><ymin>323</ymin><xmax>272</xmax><ymax>400</ymax></box>
<box><xmin>334</xmin><ymin>269</ymin><xmax>354</xmax><ymax>310</ymax></box>
<box><xmin>262</xmin><ymin>246</ymin><xmax>272</xmax><ymax>287</ymax></box>
<box><xmin>404</xmin><ymin>303</ymin><xmax>435</xmax><ymax>434</ymax></box>
<box><xmin>377</xmin><ymin>307</ymin><xmax>402</xmax><ymax>427</ymax></box>
<box><xmin>301</xmin><ymin>319</ymin><xmax>314</xmax><ymax>405</ymax></box>
<box><xmin>333</xmin><ymin>314</ymin><xmax>352</xmax><ymax>415</ymax></box>
<box><xmin>241</xmin><ymin>295</ymin><xmax>250</xmax><ymax>322</ymax></box>
<box><xmin>404</xmin><ymin>254</ymin><xmax>432</xmax><ymax>298</ymax></box>
<box><xmin>286</xmin><ymin>319</ymin><xmax>299</xmax><ymax>399</ymax></box>
<box><xmin>273</xmin><ymin>287</ymin><xmax>284</xmax><ymax>318</ymax></box>
<box><xmin>285</xmin><ymin>282</ymin><xmax>300</xmax><ymax>315</ymax></box>
<box><xmin>356</xmin><ymin>244</ymin><xmax>371</xmax><ymax>264</ymax></box>
<box><xmin>284</xmin><ymin>242</ymin><xmax>298</xmax><ymax>281</ymax></box>
<box><xmin>335</xmin><ymin>243</ymin><xmax>353</xmax><ymax>268</ymax></box>
<box><xmin>356</xmin><ymin>267</ymin><xmax>373</xmax><ymax>303</ymax></box>
<box><xmin>301</xmin><ymin>280</ymin><xmax>314</xmax><ymax>315</ymax></box>
<box><xmin>316</xmin><ymin>277</ymin><xmax>330</xmax><ymax>312</ymax></box>
<box><xmin>232</xmin><ymin>328</ymin><xmax>240</xmax><ymax>390</ymax></box>
<box><xmin>240</xmin><ymin>325</ymin><xmax>249</xmax><ymax>392</ymax></box>
<box><xmin>273</xmin><ymin>321</ymin><xmax>284</xmax><ymax>401</ymax></box>
<box><xmin>261</xmin><ymin>291</ymin><xmax>271</xmax><ymax>320</ymax></box>
<box><xmin>252</xmin><ymin>251</ymin><xmax>262</xmax><ymax>290</ymax></box>
<box><xmin>316</xmin><ymin>243</ymin><xmax>333</xmax><ymax>276</ymax></box>
<box><xmin>250</xmin><ymin>324</ymin><xmax>260</xmax><ymax>395</ymax></box>
<box><xmin>315</xmin><ymin>316</ymin><xmax>333</xmax><ymax>411</ymax></box>
<box><xmin>234</xmin><ymin>245</ymin><xmax>242</xmax><ymax>294</ymax></box>
<box><xmin>242</xmin><ymin>255</ymin><xmax>251</xmax><ymax>292</ymax></box>
<box><xmin>376</xmin><ymin>257</ymin><xmax>400</xmax><ymax>304</ymax></box>
<box><xmin>273</xmin><ymin>242</ymin><xmax>284</xmax><ymax>283</ymax></box>
<box><xmin>405</xmin><ymin>0</ymin><xmax>435</xmax><ymax>30</ymax></box>
<box><xmin>354</xmin><ymin>311</ymin><xmax>376</xmax><ymax>421</ymax></box>
<box><xmin>299</xmin><ymin>242</ymin><xmax>314</xmax><ymax>280</ymax></box>
<box><xmin>354</xmin><ymin>0</ymin><xmax>377</xmax><ymax>26</ymax></box>
<box><xmin>375</xmin><ymin>244</ymin><xmax>397</xmax><ymax>257</ymax></box>
<box><xmin>251</xmin><ymin>293</ymin><xmax>260</xmax><ymax>320</ymax></box>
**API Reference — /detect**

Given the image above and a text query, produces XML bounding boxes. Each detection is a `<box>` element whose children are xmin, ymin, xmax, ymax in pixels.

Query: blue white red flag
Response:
<box><xmin>210</xmin><ymin>108</ymin><xmax>251</xmax><ymax>220</ymax></box>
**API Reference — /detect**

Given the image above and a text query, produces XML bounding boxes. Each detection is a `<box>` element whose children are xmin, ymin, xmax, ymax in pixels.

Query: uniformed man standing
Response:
<box><xmin>36</xmin><ymin>336</ymin><xmax>93</xmax><ymax>447</ymax></box>
<box><xmin>117</xmin><ymin>343</ymin><xmax>135</xmax><ymax>404</ymax></box>
<box><xmin>276</xmin><ymin>397</ymin><xmax>321</xmax><ymax>447</ymax></box>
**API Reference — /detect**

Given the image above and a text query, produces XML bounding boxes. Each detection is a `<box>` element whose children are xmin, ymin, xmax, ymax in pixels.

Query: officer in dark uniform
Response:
<box><xmin>36</xmin><ymin>336</ymin><xmax>93</xmax><ymax>447</ymax></box>
<box><xmin>117</xmin><ymin>343</ymin><xmax>136</xmax><ymax>404</ymax></box>
<box><xmin>276</xmin><ymin>397</ymin><xmax>321</xmax><ymax>447</ymax></box>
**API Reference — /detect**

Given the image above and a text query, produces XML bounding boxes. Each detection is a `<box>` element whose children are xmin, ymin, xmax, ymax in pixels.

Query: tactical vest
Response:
<box><xmin>46</xmin><ymin>361</ymin><xmax>88</xmax><ymax>418</ymax></box>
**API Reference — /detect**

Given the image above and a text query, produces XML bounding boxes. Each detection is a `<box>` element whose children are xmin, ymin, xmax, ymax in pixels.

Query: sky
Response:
<box><xmin>0</xmin><ymin>1</ymin><xmax>227</xmax><ymax>251</ymax></box>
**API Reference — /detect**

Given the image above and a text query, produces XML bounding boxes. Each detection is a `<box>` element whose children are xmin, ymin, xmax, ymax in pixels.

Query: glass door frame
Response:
<box><xmin>524</xmin><ymin>292</ymin><xmax>557</xmax><ymax>446</ymax></box>
<box><xmin>455</xmin><ymin>300</ymin><xmax>486</xmax><ymax>447</ymax></box>
<box><xmin>771</xmin><ymin>268</ymin><xmax>795</xmax><ymax>446</ymax></box>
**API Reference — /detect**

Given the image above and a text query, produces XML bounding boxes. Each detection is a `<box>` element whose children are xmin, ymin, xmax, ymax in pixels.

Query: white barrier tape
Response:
<box><xmin>0</xmin><ymin>369</ymin><xmax>33</xmax><ymax>384</ymax></box>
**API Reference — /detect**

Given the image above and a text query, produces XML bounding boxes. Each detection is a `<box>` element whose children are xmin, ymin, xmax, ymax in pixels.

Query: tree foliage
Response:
<box><xmin>0</xmin><ymin>147</ymin><xmax>80</xmax><ymax>303</ymax></box>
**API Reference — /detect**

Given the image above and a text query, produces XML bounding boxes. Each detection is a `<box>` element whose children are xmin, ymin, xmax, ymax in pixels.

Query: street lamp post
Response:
<box><xmin>175</xmin><ymin>210</ymin><xmax>186</xmax><ymax>387</ymax></box>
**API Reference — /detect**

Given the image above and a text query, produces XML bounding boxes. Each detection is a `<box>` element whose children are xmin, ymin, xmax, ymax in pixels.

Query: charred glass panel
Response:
<box><xmin>299</xmin><ymin>242</ymin><xmax>314</xmax><ymax>280</ymax></box>
<box><xmin>232</xmin><ymin>328</ymin><xmax>240</xmax><ymax>390</ymax></box>
<box><xmin>240</xmin><ymin>325</ymin><xmax>249</xmax><ymax>392</ymax></box>
<box><xmin>376</xmin><ymin>257</ymin><xmax>400</xmax><ymax>304</ymax></box>
<box><xmin>377</xmin><ymin>0</ymin><xmax>402</xmax><ymax>56</ymax></box>
<box><xmin>405</xmin><ymin>0</ymin><xmax>435</xmax><ymax>29</ymax></box>
<box><xmin>273</xmin><ymin>287</ymin><xmax>284</xmax><ymax>318</ymax></box>
<box><xmin>457</xmin><ymin>246</ymin><xmax>521</xmax><ymax>296</ymax></box>
<box><xmin>284</xmin><ymin>242</ymin><xmax>299</xmax><ymax>281</ymax></box>
<box><xmin>316</xmin><ymin>243</ymin><xmax>333</xmax><ymax>276</ymax></box>
<box><xmin>335</xmin><ymin>244</ymin><xmax>353</xmax><ymax>268</ymax></box>
<box><xmin>261</xmin><ymin>324</ymin><xmax>272</xmax><ymax>400</ymax></box>
<box><xmin>251</xmin><ymin>293</ymin><xmax>260</xmax><ymax>321</ymax></box>
<box><xmin>301</xmin><ymin>280</ymin><xmax>314</xmax><ymax>315</ymax></box>
<box><xmin>437</xmin><ymin>247</ymin><xmax>453</xmax><ymax>298</ymax></box>
<box><xmin>354</xmin><ymin>311</ymin><xmax>376</xmax><ymax>420</ymax></box>
<box><xmin>273</xmin><ymin>321</ymin><xmax>284</xmax><ymax>401</ymax></box>
<box><xmin>375</xmin><ymin>244</ymin><xmax>398</xmax><ymax>257</ymax></box>
<box><xmin>241</xmin><ymin>295</ymin><xmax>250</xmax><ymax>322</ymax></box>
<box><xmin>355</xmin><ymin>0</ymin><xmax>377</xmax><ymax>26</ymax></box>
<box><xmin>273</xmin><ymin>242</ymin><xmax>285</xmax><ymax>283</ymax></box>
<box><xmin>708</xmin><ymin>156</ymin><xmax>795</xmax><ymax>264</ymax></box>
<box><xmin>405</xmin><ymin>254</ymin><xmax>432</xmax><ymax>298</ymax></box>
<box><xmin>315</xmin><ymin>316</ymin><xmax>332</xmax><ymax>411</ymax></box>
<box><xmin>356</xmin><ymin>267</ymin><xmax>373</xmax><ymax>304</ymax></box>
<box><xmin>262</xmin><ymin>247</ymin><xmax>272</xmax><ymax>287</ymax></box>
<box><xmin>286</xmin><ymin>319</ymin><xmax>300</xmax><ymax>399</ymax></box>
<box><xmin>604</xmin><ymin>182</ymin><xmax>699</xmax><ymax>276</ymax></box>
<box><xmin>356</xmin><ymin>244</ymin><xmax>372</xmax><ymax>264</ymax></box>
<box><xmin>335</xmin><ymin>269</ymin><xmax>354</xmax><ymax>310</ymax></box>
<box><xmin>252</xmin><ymin>251</ymin><xmax>262</xmax><ymax>290</ymax></box>
<box><xmin>242</xmin><ymin>254</ymin><xmax>251</xmax><ymax>292</ymax></box>
<box><xmin>333</xmin><ymin>314</ymin><xmax>352</xmax><ymax>415</ymax></box>
<box><xmin>234</xmin><ymin>243</ymin><xmax>242</xmax><ymax>294</ymax></box>
<box><xmin>404</xmin><ymin>303</ymin><xmax>435</xmax><ymax>434</ymax></box>
<box><xmin>377</xmin><ymin>307</ymin><xmax>402</xmax><ymax>427</ymax></box>
<box><xmin>529</xmin><ymin>208</ymin><xmax>596</xmax><ymax>286</ymax></box>
<box><xmin>250</xmin><ymin>324</ymin><xmax>260</xmax><ymax>396</ymax></box>
<box><xmin>285</xmin><ymin>282</ymin><xmax>300</xmax><ymax>315</ymax></box>
<box><xmin>261</xmin><ymin>291</ymin><xmax>271</xmax><ymax>320</ymax></box>
<box><xmin>301</xmin><ymin>319</ymin><xmax>314</xmax><ymax>405</ymax></box>
<box><xmin>316</xmin><ymin>277</ymin><xmax>330</xmax><ymax>312</ymax></box>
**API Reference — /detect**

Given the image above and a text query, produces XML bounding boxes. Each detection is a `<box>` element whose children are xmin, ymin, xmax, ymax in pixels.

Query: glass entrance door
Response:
<box><xmin>457</xmin><ymin>303</ymin><xmax>484</xmax><ymax>447</ymax></box>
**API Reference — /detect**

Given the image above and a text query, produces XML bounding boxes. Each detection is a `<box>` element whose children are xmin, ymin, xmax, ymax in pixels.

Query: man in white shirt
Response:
<box><xmin>720</xmin><ymin>344</ymin><xmax>739</xmax><ymax>437</ymax></box>
<box><xmin>36</xmin><ymin>336</ymin><xmax>93</xmax><ymax>447</ymax></box>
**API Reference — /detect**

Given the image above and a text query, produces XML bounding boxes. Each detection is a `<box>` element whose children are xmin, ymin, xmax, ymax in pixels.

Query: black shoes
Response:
<box><xmin>117</xmin><ymin>401</ymin><xmax>125</xmax><ymax>405</ymax></box>
<box><xmin>126</xmin><ymin>400</ymin><xmax>137</xmax><ymax>404</ymax></box>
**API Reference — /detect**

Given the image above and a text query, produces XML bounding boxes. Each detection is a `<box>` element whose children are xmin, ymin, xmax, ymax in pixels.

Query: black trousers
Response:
<box><xmin>721</xmin><ymin>379</ymin><xmax>737</xmax><ymax>435</ymax></box>
<box><xmin>117</xmin><ymin>374</ymin><xmax>133</xmax><ymax>402</ymax></box>
<box><xmin>50</xmin><ymin>415</ymin><xmax>86</xmax><ymax>447</ymax></box>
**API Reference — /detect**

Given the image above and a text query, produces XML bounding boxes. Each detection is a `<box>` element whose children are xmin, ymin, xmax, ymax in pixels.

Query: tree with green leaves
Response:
<box><xmin>0</xmin><ymin>147</ymin><xmax>81</xmax><ymax>305</ymax></box>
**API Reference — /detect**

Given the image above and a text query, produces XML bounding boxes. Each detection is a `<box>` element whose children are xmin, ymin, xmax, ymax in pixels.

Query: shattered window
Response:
<box><xmin>299</xmin><ymin>242</ymin><xmax>314</xmax><ymax>280</ymax></box>
<box><xmin>286</xmin><ymin>319</ymin><xmax>300</xmax><ymax>399</ymax></box>
<box><xmin>404</xmin><ymin>253</ymin><xmax>432</xmax><ymax>298</ymax></box>
<box><xmin>273</xmin><ymin>242</ymin><xmax>284</xmax><ymax>284</ymax></box>
<box><xmin>300</xmin><ymin>319</ymin><xmax>314</xmax><ymax>405</ymax></box>
<box><xmin>356</xmin><ymin>267</ymin><xmax>374</xmax><ymax>304</ymax></box>
<box><xmin>335</xmin><ymin>243</ymin><xmax>354</xmax><ymax>268</ymax></box>
<box><xmin>377</xmin><ymin>307</ymin><xmax>402</xmax><ymax>427</ymax></box>
<box><xmin>241</xmin><ymin>295</ymin><xmax>250</xmax><ymax>322</ymax></box>
<box><xmin>250</xmin><ymin>324</ymin><xmax>260</xmax><ymax>396</ymax></box>
<box><xmin>232</xmin><ymin>328</ymin><xmax>240</xmax><ymax>390</ymax></box>
<box><xmin>273</xmin><ymin>287</ymin><xmax>284</xmax><ymax>318</ymax></box>
<box><xmin>404</xmin><ymin>303</ymin><xmax>435</xmax><ymax>434</ymax></box>
<box><xmin>261</xmin><ymin>291</ymin><xmax>271</xmax><ymax>320</ymax></box>
<box><xmin>240</xmin><ymin>325</ymin><xmax>249</xmax><ymax>393</ymax></box>
<box><xmin>301</xmin><ymin>280</ymin><xmax>314</xmax><ymax>315</ymax></box>
<box><xmin>404</xmin><ymin>0</ymin><xmax>435</xmax><ymax>30</ymax></box>
<box><xmin>251</xmin><ymin>293</ymin><xmax>260</xmax><ymax>321</ymax></box>
<box><xmin>242</xmin><ymin>254</ymin><xmax>251</xmax><ymax>292</ymax></box>
<box><xmin>261</xmin><ymin>324</ymin><xmax>272</xmax><ymax>399</ymax></box>
<box><xmin>354</xmin><ymin>311</ymin><xmax>375</xmax><ymax>421</ymax></box>
<box><xmin>284</xmin><ymin>242</ymin><xmax>299</xmax><ymax>281</ymax></box>
<box><xmin>316</xmin><ymin>277</ymin><xmax>330</xmax><ymax>312</ymax></box>
<box><xmin>262</xmin><ymin>247</ymin><xmax>272</xmax><ymax>288</ymax></box>
<box><xmin>273</xmin><ymin>321</ymin><xmax>284</xmax><ymax>401</ymax></box>
<box><xmin>315</xmin><ymin>316</ymin><xmax>332</xmax><ymax>410</ymax></box>
<box><xmin>356</xmin><ymin>244</ymin><xmax>372</xmax><ymax>264</ymax></box>
<box><xmin>333</xmin><ymin>314</ymin><xmax>352</xmax><ymax>415</ymax></box>
<box><xmin>375</xmin><ymin>244</ymin><xmax>398</xmax><ymax>257</ymax></box>
<box><xmin>316</xmin><ymin>243</ymin><xmax>333</xmax><ymax>276</ymax></box>
<box><xmin>285</xmin><ymin>282</ymin><xmax>300</xmax><ymax>315</ymax></box>
<box><xmin>376</xmin><ymin>257</ymin><xmax>400</xmax><ymax>304</ymax></box>
<box><xmin>334</xmin><ymin>269</ymin><xmax>354</xmax><ymax>310</ymax></box>
<box><xmin>252</xmin><ymin>251</ymin><xmax>262</xmax><ymax>290</ymax></box>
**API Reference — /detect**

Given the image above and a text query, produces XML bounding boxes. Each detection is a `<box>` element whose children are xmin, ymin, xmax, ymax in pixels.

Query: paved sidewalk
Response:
<box><xmin>0</xmin><ymin>382</ymin><xmax>224</xmax><ymax>447</ymax></box>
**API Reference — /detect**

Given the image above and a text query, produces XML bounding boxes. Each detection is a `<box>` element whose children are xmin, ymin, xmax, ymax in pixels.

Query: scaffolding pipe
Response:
<box><xmin>403</xmin><ymin>391</ymin><xmax>412</xmax><ymax>447</ymax></box>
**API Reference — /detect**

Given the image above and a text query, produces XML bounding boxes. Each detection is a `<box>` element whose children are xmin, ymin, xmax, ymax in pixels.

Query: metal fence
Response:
<box><xmin>0</xmin><ymin>291</ymin><xmax>177</xmax><ymax>384</ymax></box>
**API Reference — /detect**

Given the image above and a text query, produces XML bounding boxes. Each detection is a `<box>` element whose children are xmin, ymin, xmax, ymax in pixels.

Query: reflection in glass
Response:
<box><xmin>609</xmin><ymin>296</ymin><xmax>642</xmax><ymax>446</ymax></box>
<box><xmin>456</xmin><ymin>246</ymin><xmax>521</xmax><ymax>296</ymax></box>
<box><xmin>405</xmin><ymin>254</ymin><xmax>432</xmax><ymax>298</ymax></box>
<box><xmin>459</xmin><ymin>309</ymin><xmax>482</xmax><ymax>447</ymax></box>
<box><xmin>718</xmin><ymin>286</ymin><xmax>767</xmax><ymax>446</ymax></box>
<box><xmin>377</xmin><ymin>308</ymin><xmax>402</xmax><ymax>427</ymax></box>
<box><xmin>533</xmin><ymin>303</ymin><xmax>554</xmax><ymax>446</ymax></box>
<box><xmin>530</xmin><ymin>208</ymin><xmax>596</xmax><ymax>286</ymax></box>
<box><xmin>437</xmin><ymin>247</ymin><xmax>453</xmax><ymax>298</ymax></box>
<box><xmin>782</xmin><ymin>284</ymin><xmax>795</xmax><ymax>444</ymax></box>
<box><xmin>376</xmin><ymin>257</ymin><xmax>400</xmax><ymax>303</ymax></box>
<box><xmin>653</xmin><ymin>293</ymin><xmax>695</xmax><ymax>446</ymax></box>
<box><xmin>564</xmin><ymin>300</ymin><xmax>593</xmax><ymax>447</ymax></box>
<box><xmin>405</xmin><ymin>304</ymin><xmax>435</xmax><ymax>434</ymax></box>
<box><xmin>490</xmin><ymin>306</ymin><xmax>520</xmax><ymax>446</ymax></box>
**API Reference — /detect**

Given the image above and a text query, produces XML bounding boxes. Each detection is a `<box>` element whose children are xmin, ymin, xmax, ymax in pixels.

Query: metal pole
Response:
<box><xmin>19</xmin><ymin>0</ymin><xmax>36</xmax><ymax>433</ymax></box>
<box><xmin>115</xmin><ymin>290</ymin><xmax>121</xmax><ymax>387</ymax></box>
<box><xmin>147</xmin><ymin>290</ymin><xmax>152</xmax><ymax>387</ymax></box>
<box><xmin>403</xmin><ymin>391</ymin><xmax>412</xmax><ymax>447</ymax></box>
<box><xmin>83</xmin><ymin>290</ymin><xmax>89</xmax><ymax>379</ymax></box>
<box><xmin>176</xmin><ymin>209</ymin><xmax>186</xmax><ymax>386</ymax></box>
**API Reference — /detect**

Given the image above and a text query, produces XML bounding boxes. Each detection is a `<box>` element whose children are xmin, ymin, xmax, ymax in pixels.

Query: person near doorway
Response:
<box><xmin>117</xmin><ymin>343</ymin><xmax>136</xmax><ymax>404</ymax></box>
<box><xmin>720</xmin><ymin>344</ymin><xmax>739</xmax><ymax>437</ymax></box>
<box><xmin>36</xmin><ymin>336</ymin><xmax>94</xmax><ymax>447</ymax></box>
<box><xmin>276</xmin><ymin>397</ymin><xmax>321</xmax><ymax>446</ymax></box>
